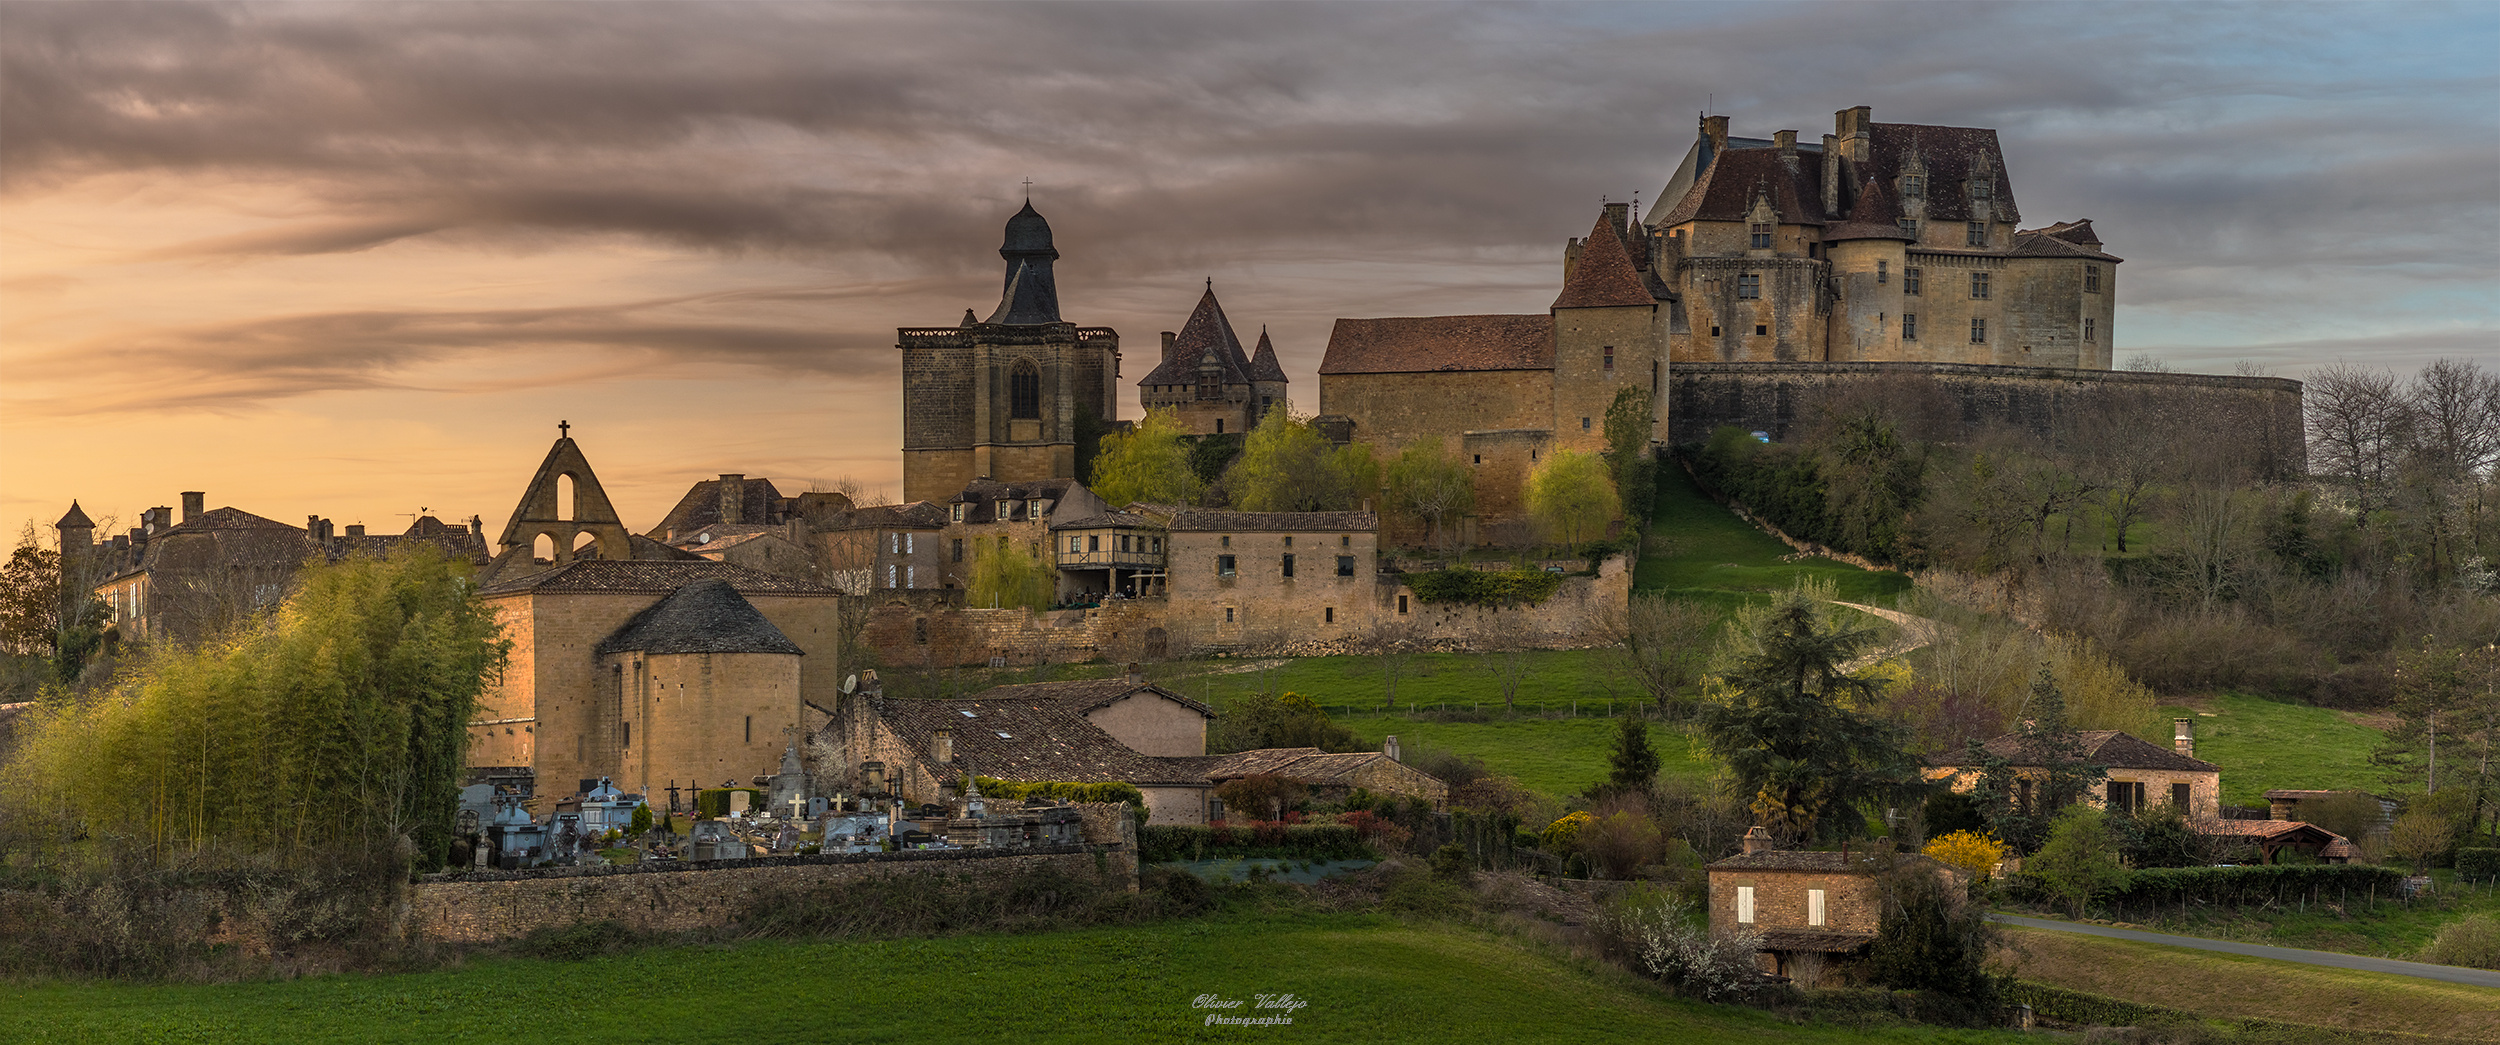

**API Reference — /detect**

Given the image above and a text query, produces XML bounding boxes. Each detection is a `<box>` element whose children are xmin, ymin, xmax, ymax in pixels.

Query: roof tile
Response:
<box><xmin>1318</xmin><ymin>315</ymin><xmax>1553</xmax><ymax>375</ymax></box>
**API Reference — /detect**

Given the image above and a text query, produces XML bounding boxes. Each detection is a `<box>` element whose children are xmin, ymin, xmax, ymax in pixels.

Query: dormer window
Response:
<box><xmin>995</xmin><ymin>501</ymin><xmax>1010</xmax><ymax>522</ymax></box>
<box><xmin>1971</xmin><ymin>179</ymin><xmax>1992</xmax><ymax>200</ymax></box>
<box><xmin>1902</xmin><ymin>175</ymin><xmax>1925</xmax><ymax>198</ymax></box>
<box><xmin>1028</xmin><ymin>498</ymin><xmax>1045</xmax><ymax>518</ymax></box>
<box><xmin>1749</xmin><ymin>223</ymin><xmax>1772</xmax><ymax>249</ymax></box>
<box><xmin>1896</xmin><ymin>218</ymin><xmax>1918</xmax><ymax>236</ymax></box>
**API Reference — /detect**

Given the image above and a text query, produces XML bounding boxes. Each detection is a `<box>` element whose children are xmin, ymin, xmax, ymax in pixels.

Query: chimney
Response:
<box><xmin>180</xmin><ymin>492</ymin><xmax>204</xmax><ymax>523</ymax></box>
<box><xmin>1384</xmin><ymin>735</ymin><xmax>1401</xmax><ymax>762</ymax></box>
<box><xmin>1602</xmin><ymin>200</ymin><xmax>1630</xmax><ymax>237</ymax></box>
<box><xmin>1820</xmin><ymin>133</ymin><xmax>1842</xmax><ymax>214</ymax></box>
<box><xmin>1774</xmin><ymin>129</ymin><xmax>1797</xmax><ymax>156</ymax></box>
<box><xmin>1701</xmin><ymin>114</ymin><xmax>1730</xmax><ymax>153</ymax></box>
<box><xmin>2174</xmin><ymin>718</ymin><xmax>2194</xmax><ymax>758</ymax></box>
<box><xmin>932</xmin><ymin>727</ymin><xmax>953</xmax><ymax>763</ymax></box>
<box><xmin>1160</xmin><ymin>331</ymin><xmax>1177</xmax><ymax>359</ymax></box>
<box><xmin>1741</xmin><ymin>825</ymin><xmax>1773</xmax><ymax>855</ymax></box>
<box><xmin>718</xmin><ymin>474</ymin><xmax>745</xmax><ymax>525</ymax></box>
<box><xmin>1125</xmin><ymin>662</ymin><xmax>1144</xmax><ymax>686</ymax></box>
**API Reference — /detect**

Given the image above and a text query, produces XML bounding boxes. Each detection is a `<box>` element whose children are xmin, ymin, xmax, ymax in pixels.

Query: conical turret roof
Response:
<box><xmin>1142</xmin><ymin>285</ymin><xmax>1250</xmax><ymax>386</ymax></box>
<box><xmin>1247</xmin><ymin>327</ymin><xmax>1288</xmax><ymax>383</ymax></box>
<box><xmin>56</xmin><ymin>501</ymin><xmax>93</xmax><ymax>529</ymax></box>
<box><xmin>1552</xmin><ymin>213</ymin><xmax>1654</xmax><ymax>309</ymax></box>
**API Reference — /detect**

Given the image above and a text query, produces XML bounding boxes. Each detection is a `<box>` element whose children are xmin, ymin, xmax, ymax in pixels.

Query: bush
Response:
<box><xmin>1921</xmin><ymin>830</ymin><xmax>2007</xmax><ymax>883</ymax></box>
<box><xmin>2418</xmin><ymin>913</ymin><xmax>2500</xmax><ymax>970</ymax></box>
<box><xmin>1212</xmin><ymin>774</ymin><xmax>1308</xmax><ymax>821</ymax></box>
<box><xmin>1136</xmin><ymin>823</ymin><xmax>1368</xmax><ymax>863</ymax></box>
<box><xmin>1540</xmin><ymin>811</ymin><xmax>1595</xmax><ymax>854</ymax></box>
<box><xmin>1593</xmin><ymin>888</ymin><xmax>1761</xmax><ymax>1001</ymax></box>
<box><xmin>2009</xmin><ymin>863</ymin><xmax>2407</xmax><ymax>910</ymax></box>
<box><xmin>1405</xmin><ymin>567</ymin><xmax>1566</xmax><ymax>607</ymax></box>
<box><xmin>971</xmin><ymin>777</ymin><xmax>1147</xmax><ymax>816</ymax></box>
<box><xmin>2455</xmin><ymin>847</ymin><xmax>2500</xmax><ymax>878</ymax></box>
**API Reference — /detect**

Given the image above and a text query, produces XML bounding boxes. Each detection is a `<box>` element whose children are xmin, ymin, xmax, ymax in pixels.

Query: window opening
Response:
<box><xmin>1736</xmin><ymin>273</ymin><xmax>1761</xmax><ymax>299</ymax></box>
<box><xmin>1970</xmin><ymin>317</ymin><xmax>1987</xmax><ymax>343</ymax></box>
<box><xmin>1009</xmin><ymin>361</ymin><xmax>1041</xmax><ymax>420</ymax></box>
<box><xmin>1902</xmin><ymin>313</ymin><xmax>1918</xmax><ymax>340</ymax></box>
<box><xmin>1904</xmin><ymin>267</ymin><xmax>1921</xmax><ymax>295</ymax></box>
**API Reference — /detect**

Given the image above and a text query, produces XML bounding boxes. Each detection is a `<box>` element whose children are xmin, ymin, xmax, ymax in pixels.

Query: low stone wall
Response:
<box><xmin>1668</xmin><ymin>361</ymin><xmax>2305</xmax><ymax>479</ymax></box>
<box><xmin>403</xmin><ymin>844</ymin><xmax>1128</xmax><ymax>943</ymax></box>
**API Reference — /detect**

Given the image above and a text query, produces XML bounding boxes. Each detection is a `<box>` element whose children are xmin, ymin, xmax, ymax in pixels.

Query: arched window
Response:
<box><xmin>1010</xmin><ymin>361</ymin><xmax>1041</xmax><ymax>420</ymax></box>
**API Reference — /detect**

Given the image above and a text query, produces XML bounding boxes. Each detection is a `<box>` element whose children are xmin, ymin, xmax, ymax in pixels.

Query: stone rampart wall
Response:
<box><xmin>1667</xmin><ymin>361</ymin><xmax>2305</xmax><ymax>479</ymax></box>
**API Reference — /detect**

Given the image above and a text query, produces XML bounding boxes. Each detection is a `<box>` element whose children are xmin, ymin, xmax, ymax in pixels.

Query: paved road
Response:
<box><xmin>1991</xmin><ymin>913</ymin><xmax>2500</xmax><ymax>989</ymax></box>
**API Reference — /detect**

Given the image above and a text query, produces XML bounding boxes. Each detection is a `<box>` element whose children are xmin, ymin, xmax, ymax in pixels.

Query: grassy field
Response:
<box><xmin>0</xmin><ymin>914</ymin><xmax>2024</xmax><ymax>1045</ymax></box>
<box><xmin>2157</xmin><ymin>691</ymin><xmax>2392</xmax><ymax>806</ymax></box>
<box><xmin>1635</xmin><ymin>464</ymin><xmax>1914</xmax><ymax>605</ymax></box>
<box><xmin>1994</xmin><ymin>925</ymin><xmax>2500</xmax><ymax>1041</ymax></box>
<box><xmin>2110</xmin><ymin>869</ymin><xmax>2500</xmax><ymax>959</ymax></box>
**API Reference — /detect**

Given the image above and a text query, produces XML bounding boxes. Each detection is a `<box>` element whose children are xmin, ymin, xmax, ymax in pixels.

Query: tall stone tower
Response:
<box><xmin>898</xmin><ymin>202</ymin><xmax>1120</xmax><ymax>503</ymax></box>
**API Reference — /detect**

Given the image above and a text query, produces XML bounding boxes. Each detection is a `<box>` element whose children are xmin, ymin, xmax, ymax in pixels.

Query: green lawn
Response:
<box><xmin>0</xmin><ymin>914</ymin><xmax>2022</xmax><ymax>1045</ymax></box>
<box><xmin>2156</xmin><ymin>691</ymin><xmax>2392</xmax><ymax>807</ymax></box>
<box><xmin>2114</xmin><ymin>869</ymin><xmax>2500</xmax><ymax>959</ymax></box>
<box><xmin>1333</xmin><ymin>713</ymin><xmax>1718</xmax><ymax>798</ymax></box>
<box><xmin>1635</xmin><ymin>463</ymin><xmax>1913</xmax><ymax>605</ymax></box>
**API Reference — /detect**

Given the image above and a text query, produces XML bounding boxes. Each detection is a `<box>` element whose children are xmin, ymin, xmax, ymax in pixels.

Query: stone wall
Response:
<box><xmin>1710</xmin><ymin>866</ymin><xmax>1887</xmax><ymax>937</ymax></box>
<box><xmin>1667</xmin><ymin>361</ymin><xmax>2305</xmax><ymax>479</ymax></box>
<box><xmin>402</xmin><ymin>845</ymin><xmax>1128</xmax><ymax>943</ymax></box>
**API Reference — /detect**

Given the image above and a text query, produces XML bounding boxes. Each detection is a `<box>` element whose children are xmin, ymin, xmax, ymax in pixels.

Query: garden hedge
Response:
<box><xmin>2008</xmin><ymin>863</ymin><xmax>2408</xmax><ymax>910</ymax></box>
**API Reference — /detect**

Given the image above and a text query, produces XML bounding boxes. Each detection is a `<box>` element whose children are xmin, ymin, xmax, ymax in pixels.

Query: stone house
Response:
<box><xmin>1159</xmin><ymin>509</ymin><xmax>1379</xmax><ymax>650</ymax></box>
<box><xmin>1202</xmin><ymin>746</ymin><xmax>1448</xmax><ymax>815</ymax></box>
<box><xmin>942</xmin><ymin>476</ymin><xmax>1112</xmax><ymax>592</ymax></box>
<box><xmin>1137</xmin><ymin>283</ymin><xmax>1289</xmax><ymax>437</ymax></box>
<box><xmin>1051</xmin><ymin>509</ymin><xmax>1166</xmax><ymax>600</ymax></box>
<box><xmin>1925</xmin><ymin>721</ymin><xmax>2222</xmax><ymax>822</ymax></box>
<box><xmin>897</xmin><ymin>202</ymin><xmax>1122</xmax><ymax>504</ymax></box>
<box><xmin>1706</xmin><ymin>828</ymin><xmax>1966</xmax><ymax>985</ymax></box>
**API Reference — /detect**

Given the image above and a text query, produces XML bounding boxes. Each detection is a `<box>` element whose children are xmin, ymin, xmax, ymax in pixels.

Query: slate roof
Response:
<box><xmin>596</xmin><ymin>578</ymin><xmax>805</xmax><ymax>656</ymax></box>
<box><xmin>872</xmin><ymin>694</ymin><xmax>1212</xmax><ymax>786</ymax></box>
<box><xmin>2007</xmin><ymin>228</ymin><xmax>2122</xmax><ymax>262</ymax></box>
<box><xmin>56</xmin><ymin>502</ymin><xmax>93</xmax><ymax>529</ymax></box>
<box><xmin>1967</xmin><ymin>730</ymin><xmax>2219</xmax><ymax>774</ymax></box>
<box><xmin>1823</xmin><ymin>178</ymin><xmax>1917</xmax><ymax>243</ymax></box>
<box><xmin>966</xmin><ymin>677</ymin><xmax>1217</xmax><ymax>718</ymax></box>
<box><xmin>1142</xmin><ymin>287</ymin><xmax>1253</xmax><ymax>387</ymax></box>
<box><xmin>952</xmin><ymin>477</ymin><xmax>1079</xmax><ymax>507</ymax></box>
<box><xmin>830</xmin><ymin>501</ymin><xmax>950</xmax><ymax>531</ymax></box>
<box><xmin>1858</xmin><ymin>122</ymin><xmax>2019</xmax><ymax>226</ymax></box>
<box><xmin>478</xmin><ymin>558</ymin><xmax>842</xmax><ymax>597</ymax></box>
<box><xmin>2034</xmin><ymin>219</ymin><xmax>2102</xmax><ymax>246</ymax></box>
<box><xmin>1001</xmin><ymin>200</ymin><xmax>1056</xmax><ymax>255</ymax></box>
<box><xmin>1654</xmin><ymin>146</ymin><xmax>1827</xmax><ymax>227</ymax></box>
<box><xmin>1247</xmin><ymin>328</ymin><xmax>1289</xmax><ymax>383</ymax></box>
<box><xmin>1166</xmin><ymin>509</ymin><xmax>1377</xmax><ymax>533</ymax></box>
<box><xmin>1318</xmin><ymin>315</ymin><xmax>1554</xmax><ymax>375</ymax></box>
<box><xmin>646</xmin><ymin>477</ymin><xmax>788</xmax><ymax>540</ymax></box>
<box><xmin>174</xmin><ymin>506</ymin><xmax>301</xmax><ymax>532</ymax></box>
<box><xmin>1553</xmin><ymin>214</ymin><xmax>1657</xmax><ymax>309</ymax></box>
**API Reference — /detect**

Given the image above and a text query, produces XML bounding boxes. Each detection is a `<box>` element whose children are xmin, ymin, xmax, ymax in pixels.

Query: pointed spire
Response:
<box><xmin>56</xmin><ymin>500</ymin><xmax>93</xmax><ymax>530</ymax></box>
<box><xmin>1248</xmin><ymin>326</ymin><xmax>1288</xmax><ymax>383</ymax></box>
<box><xmin>1551</xmin><ymin>212</ymin><xmax>1653</xmax><ymax>309</ymax></box>
<box><xmin>1141</xmin><ymin>284</ymin><xmax>1249</xmax><ymax>386</ymax></box>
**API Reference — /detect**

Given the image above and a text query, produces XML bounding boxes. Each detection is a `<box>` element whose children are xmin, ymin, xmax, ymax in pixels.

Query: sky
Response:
<box><xmin>4</xmin><ymin>1</ymin><xmax>2494</xmax><ymax>545</ymax></box>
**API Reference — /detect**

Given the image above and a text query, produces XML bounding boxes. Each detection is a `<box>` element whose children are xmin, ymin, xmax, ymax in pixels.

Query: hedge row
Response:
<box><xmin>1139</xmin><ymin>824</ymin><xmax>1370</xmax><ymax>864</ymax></box>
<box><xmin>2009</xmin><ymin>864</ymin><xmax>2409</xmax><ymax>909</ymax></box>
<box><xmin>1404</xmin><ymin>568</ymin><xmax>1564</xmax><ymax>608</ymax></box>
<box><xmin>970</xmin><ymin>777</ymin><xmax>1146</xmax><ymax>814</ymax></box>
<box><xmin>695</xmin><ymin>788</ymin><xmax>767</xmax><ymax>819</ymax></box>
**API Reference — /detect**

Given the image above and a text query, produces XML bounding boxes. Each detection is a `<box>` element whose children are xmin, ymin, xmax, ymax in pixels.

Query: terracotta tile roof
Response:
<box><xmin>1142</xmin><ymin>287</ymin><xmax>1252</xmax><ymax>387</ymax></box>
<box><xmin>1049</xmin><ymin>510</ymin><xmax>1156</xmax><ymax>531</ymax></box>
<box><xmin>596</xmin><ymin>578</ymin><xmax>805</xmax><ymax>656</ymax></box>
<box><xmin>646</xmin><ymin>477</ymin><xmax>788</xmax><ymax>540</ymax></box>
<box><xmin>1166</xmin><ymin>509</ymin><xmax>1376</xmax><ymax>533</ymax></box>
<box><xmin>1757</xmin><ymin>929</ymin><xmax>1879</xmax><ymax>954</ymax></box>
<box><xmin>1824</xmin><ymin>177</ymin><xmax>1917</xmax><ymax>243</ymax></box>
<box><xmin>1247</xmin><ymin>328</ymin><xmax>1289</xmax><ymax>383</ymax></box>
<box><xmin>1964</xmin><ymin>730</ymin><xmax>2218</xmax><ymax>774</ymax></box>
<box><xmin>1707</xmin><ymin>849</ymin><xmax>1904</xmax><ymax>874</ymax></box>
<box><xmin>478</xmin><ymin>558</ymin><xmax>842</xmax><ymax>597</ymax></box>
<box><xmin>1654</xmin><ymin>146</ymin><xmax>1827</xmax><ymax>227</ymax></box>
<box><xmin>967</xmin><ymin>677</ymin><xmax>1216</xmax><ymax>718</ymax></box>
<box><xmin>1317</xmin><ymin>314</ymin><xmax>1553</xmax><ymax>375</ymax></box>
<box><xmin>2190</xmin><ymin>820</ymin><xmax>2348</xmax><ymax>847</ymax></box>
<box><xmin>2320</xmin><ymin>840</ymin><xmax>2359</xmax><ymax>860</ymax></box>
<box><xmin>873</xmin><ymin>695</ymin><xmax>1211</xmax><ymax>786</ymax></box>
<box><xmin>1553</xmin><ymin>213</ymin><xmax>1658</xmax><ymax>309</ymax></box>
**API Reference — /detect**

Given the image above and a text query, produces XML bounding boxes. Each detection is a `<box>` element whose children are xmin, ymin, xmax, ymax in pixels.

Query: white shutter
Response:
<box><xmin>1808</xmin><ymin>889</ymin><xmax>1826</xmax><ymax>927</ymax></box>
<box><xmin>1736</xmin><ymin>886</ymin><xmax>1755</xmax><ymax>924</ymax></box>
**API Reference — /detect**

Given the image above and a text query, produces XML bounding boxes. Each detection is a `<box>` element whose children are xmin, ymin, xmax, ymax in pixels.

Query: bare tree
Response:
<box><xmin>1369</xmin><ymin>618</ymin><xmax>1422</xmax><ymax>710</ymax></box>
<box><xmin>1606</xmin><ymin>594</ymin><xmax>1721</xmax><ymax>717</ymax></box>
<box><xmin>2306</xmin><ymin>362</ymin><xmax>2415</xmax><ymax>522</ymax></box>
<box><xmin>1497</xmin><ymin>647</ymin><xmax>1532</xmax><ymax>714</ymax></box>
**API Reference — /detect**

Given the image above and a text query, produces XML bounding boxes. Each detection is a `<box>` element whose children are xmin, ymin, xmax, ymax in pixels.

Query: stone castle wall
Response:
<box><xmin>1666</xmin><ymin>361</ymin><xmax>2305</xmax><ymax>478</ymax></box>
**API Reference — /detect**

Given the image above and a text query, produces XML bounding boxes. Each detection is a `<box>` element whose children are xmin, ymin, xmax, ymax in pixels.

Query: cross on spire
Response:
<box><xmin>1022</xmin><ymin>177</ymin><xmax>1033</xmax><ymax>197</ymax></box>
<box><xmin>1206</xmin><ymin>276</ymin><xmax>1213</xmax><ymax>291</ymax></box>
<box><xmin>558</xmin><ymin>419</ymin><xmax>570</xmax><ymax>438</ymax></box>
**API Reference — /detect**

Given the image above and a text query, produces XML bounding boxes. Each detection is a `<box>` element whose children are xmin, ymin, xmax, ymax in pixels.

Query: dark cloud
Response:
<box><xmin>2</xmin><ymin>1</ymin><xmax>2491</xmax><ymax>399</ymax></box>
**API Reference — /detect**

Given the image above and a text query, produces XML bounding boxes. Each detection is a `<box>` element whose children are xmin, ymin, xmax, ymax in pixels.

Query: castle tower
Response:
<box><xmin>1138</xmin><ymin>284</ymin><xmax>1283</xmax><ymax>436</ymax></box>
<box><xmin>1550</xmin><ymin>208</ymin><xmax>1667</xmax><ymax>453</ymax></box>
<box><xmin>1822</xmin><ymin>177</ymin><xmax>1917</xmax><ymax>361</ymax></box>
<box><xmin>497</xmin><ymin>425</ymin><xmax>634</xmax><ymax>564</ymax></box>
<box><xmin>899</xmin><ymin>202</ymin><xmax>1119</xmax><ymax>503</ymax></box>
<box><xmin>54</xmin><ymin>501</ymin><xmax>95</xmax><ymax>628</ymax></box>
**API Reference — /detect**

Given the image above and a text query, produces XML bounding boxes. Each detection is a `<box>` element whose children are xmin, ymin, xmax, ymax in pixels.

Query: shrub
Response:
<box><xmin>1540</xmin><ymin>811</ymin><xmax>1595</xmax><ymax>854</ymax></box>
<box><xmin>1577</xmin><ymin>805</ymin><xmax>1663</xmax><ymax>881</ymax></box>
<box><xmin>2455</xmin><ymin>847</ymin><xmax>2500</xmax><ymax>878</ymax></box>
<box><xmin>1429</xmin><ymin>843</ymin><xmax>1473</xmax><ymax>883</ymax></box>
<box><xmin>1213</xmin><ymin>774</ymin><xmax>1308</xmax><ymax>821</ymax></box>
<box><xmin>1136</xmin><ymin>823</ymin><xmax>1368</xmax><ymax>863</ymax></box>
<box><xmin>973</xmin><ymin>777</ymin><xmax>1148</xmax><ymax>816</ymax></box>
<box><xmin>515</xmin><ymin>919</ymin><xmax>642</xmax><ymax>961</ymax></box>
<box><xmin>2009</xmin><ymin>863</ymin><xmax>2406</xmax><ymax>909</ymax></box>
<box><xmin>2418</xmin><ymin>913</ymin><xmax>2500</xmax><ymax>970</ymax></box>
<box><xmin>2027</xmin><ymin>806</ymin><xmax>2130</xmax><ymax>918</ymax></box>
<box><xmin>1405</xmin><ymin>568</ymin><xmax>1565</xmax><ymax>607</ymax></box>
<box><xmin>1594</xmin><ymin>888</ymin><xmax>1761</xmax><ymax>1001</ymax></box>
<box><xmin>1922</xmin><ymin>830</ymin><xmax>2008</xmax><ymax>883</ymax></box>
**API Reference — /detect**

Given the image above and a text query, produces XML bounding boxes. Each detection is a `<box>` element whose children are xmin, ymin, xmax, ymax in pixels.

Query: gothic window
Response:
<box><xmin>1970</xmin><ymin>272</ymin><xmax>1991</xmax><ymax>299</ymax></box>
<box><xmin>2084</xmin><ymin>264</ymin><xmax>2102</xmax><ymax>293</ymax></box>
<box><xmin>1904</xmin><ymin>267</ymin><xmax>1922</xmax><ymax>295</ymax></box>
<box><xmin>1902</xmin><ymin>313</ymin><xmax>1918</xmax><ymax>340</ymax></box>
<box><xmin>1010</xmin><ymin>361</ymin><xmax>1041</xmax><ymax>420</ymax></box>
<box><xmin>1970</xmin><ymin>317</ymin><xmax>1988</xmax><ymax>343</ymax></box>
<box><xmin>1749</xmin><ymin>222</ymin><xmax>1773</xmax><ymax>249</ymax></box>
<box><xmin>2084</xmin><ymin>318</ymin><xmax>2097</xmax><ymax>343</ymax></box>
<box><xmin>1966</xmin><ymin>221</ymin><xmax>1987</xmax><ymax>247</ymax></box>
<box><xmin>1736</xmin><ymin>273</ymin><xmax>1761</xmax><ymax>300</ymax></box>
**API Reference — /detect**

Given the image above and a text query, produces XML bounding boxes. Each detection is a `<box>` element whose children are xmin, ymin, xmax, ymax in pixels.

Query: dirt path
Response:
<box><xmin>1831</xmin><ymin>600</ymin><xmax>1939</xmax><ymax>672</ymax></box>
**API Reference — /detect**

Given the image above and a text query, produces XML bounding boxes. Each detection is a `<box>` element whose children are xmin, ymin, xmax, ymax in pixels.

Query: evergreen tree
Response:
<box><xmin>1962</xmin><ymin>668</ymin><xmax>2106</xmax><ymax>853</ymax></box>
<box><xmin>1599</xmin><ymin>714</ymin><xmax>1661</xmax><ymax>797</ymax></box>
<box><xmin>1698</xmin><ymin>594</ymin><xmax>1923</xmax><ymax>843</ymax></box>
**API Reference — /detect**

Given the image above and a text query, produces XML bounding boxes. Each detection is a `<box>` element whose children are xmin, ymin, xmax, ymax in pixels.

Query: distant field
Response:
<box><xmin>2120</xmin><ymin>870</ymin><xmax>2500</xmax><ymax>960</ymax></box>
<box><xmin>1635</xmin><ymin>463</ymin><xmax>1913</xmax><ymax>605</ymax></box>
<box><xmin>2157</xmin><ymin>691</ymin><xmax>2392</xmax><ymax>806</ymax></box>
<box><xmin>1995</xmin><ymin>926</ymin><xmax>2500</xmax><ymax>1041</ymax></box>
<box><xmin>0</xmin><ymin>914</ymin><xmax>2024</xmax><ymax>1045</ymax></box>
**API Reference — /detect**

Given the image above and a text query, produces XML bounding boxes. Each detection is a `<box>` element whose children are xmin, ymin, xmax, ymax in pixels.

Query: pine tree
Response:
<box><xmin>1698</xmin><ymin>594</ymin><xmax>1922</xmax><ymax>843</ymax></box>
<box><xmin>1600</xmin><ymin>714</ymin><xmax>1661</xmax><ymax>797</ymax></box>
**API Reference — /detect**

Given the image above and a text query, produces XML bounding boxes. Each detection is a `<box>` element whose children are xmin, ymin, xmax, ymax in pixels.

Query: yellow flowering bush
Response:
<box><xmin>1923</xmin><ymin>830</ymin><xmax>2009</xmax><ymax>882</ymax></box>
<box><xmin>1541</xmin><ymin>811</ymin><xmax>1596</xmax><ymax>853</ymax></box>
